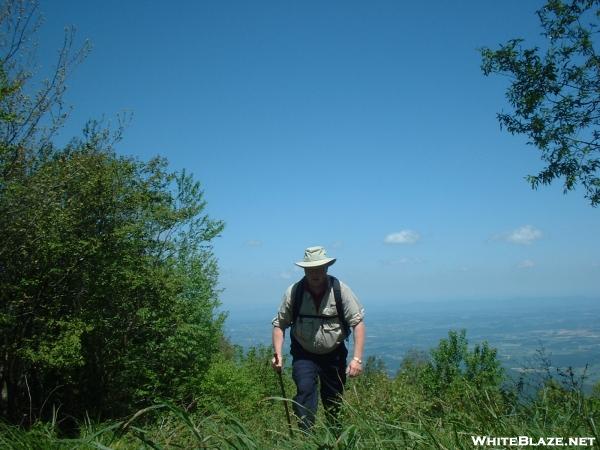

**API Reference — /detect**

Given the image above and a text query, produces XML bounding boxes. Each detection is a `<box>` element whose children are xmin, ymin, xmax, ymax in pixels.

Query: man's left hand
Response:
<box><xmin>346</xmin><ymin>359</ymin><xmax>363</xmax><ymax>377</ymax></box>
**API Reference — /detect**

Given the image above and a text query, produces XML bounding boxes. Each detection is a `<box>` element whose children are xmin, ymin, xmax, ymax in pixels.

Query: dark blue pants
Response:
<box><xmin>291</xmin><ymin>339</ymin><xmax>347</xmax><ymax>429</ymax></box>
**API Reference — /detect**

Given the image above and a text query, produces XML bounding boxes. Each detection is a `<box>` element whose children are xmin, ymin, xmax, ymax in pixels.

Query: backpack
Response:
<box><xmin>291</xmin><ymin>275</ymin><xmax>351</xmax><ymax>339</ymax></box>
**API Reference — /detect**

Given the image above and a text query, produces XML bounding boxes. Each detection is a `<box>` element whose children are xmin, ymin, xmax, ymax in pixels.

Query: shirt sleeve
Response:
<box><xmin>272</xmin><ymin>284</ymin><xmax>294</xmax><ymax>329</ymax></box>
<box><xmin>340</xmin><ymin>282</ymin><xmax>365</xmax><ymax>327</ymax></box>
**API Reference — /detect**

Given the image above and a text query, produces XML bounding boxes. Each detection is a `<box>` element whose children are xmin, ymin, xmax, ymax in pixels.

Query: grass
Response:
<box><xmin>2</xmin><ymin>370</ymin><xmax>599</xmax><ymax>449</ymax></box>
<box><xmin>3</xmin><ymin>338</ymin><xmax>599</xmax><ymax>449</ymax></box>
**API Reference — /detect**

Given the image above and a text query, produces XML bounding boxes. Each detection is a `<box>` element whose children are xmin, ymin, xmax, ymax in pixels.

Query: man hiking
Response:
<box><xmin>271</xmin><ymin>246</ymin><xmax>365</xmax><ymax>429</ymax></box>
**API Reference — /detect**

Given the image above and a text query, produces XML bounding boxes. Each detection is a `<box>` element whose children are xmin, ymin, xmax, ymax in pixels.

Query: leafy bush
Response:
<box><xmin>421</xmin><ymin>329</ymin><xmax>504</xmax><ymax>395</ymax></box>
<box><xmin>198</xmin><ymin>345</ymin><xmax>285</xmax><ymax>420</ymax></box>
<box><xmin>0</xmin><ymin>0</ymin><xmax>226</xmax><ymax>426</ymax></box>
<box><xmin>1</xmin><ymin>332</ymin><xmax>599</xmax><ymax>449</ymax></box>
<box><xmin>0</xmin><ymin>139</ymin><xmax>225</xmax><ymax>423</ymax></box>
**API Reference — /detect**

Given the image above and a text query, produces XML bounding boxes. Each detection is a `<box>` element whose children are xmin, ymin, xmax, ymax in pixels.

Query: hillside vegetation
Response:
<box><xmin>2</xmin><ymin>331</ymin><xmax>600</xmax><ymax>449</ymax></box>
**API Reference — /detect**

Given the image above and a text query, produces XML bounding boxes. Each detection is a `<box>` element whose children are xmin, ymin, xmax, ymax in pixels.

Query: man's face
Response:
<box><xmin>304</xmin><ymin>266</ymin><xmax>328</xmax><ymax>291</ymax></box>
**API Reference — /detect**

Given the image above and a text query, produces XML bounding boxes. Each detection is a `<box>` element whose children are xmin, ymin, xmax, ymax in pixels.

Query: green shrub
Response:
<box><xmin>421</xmin><ymin>329</ymin><xmax>504</xmax><ymax>396</ymax></box>
<box><xmin>198</xmin><ymin>345</ymin><xmax>284</xmax><ymax>420</ymax></box>
<box><xmin>0</xmin><ymin>144</ymin><xmax>225</xmax><ymax>423</ymax></box>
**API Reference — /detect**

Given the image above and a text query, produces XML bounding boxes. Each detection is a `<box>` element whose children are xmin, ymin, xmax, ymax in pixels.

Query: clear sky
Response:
<box><xmin>37</xmin><ymin>0</ymin><xmax>599</xmax><ymax>313</ymax></box>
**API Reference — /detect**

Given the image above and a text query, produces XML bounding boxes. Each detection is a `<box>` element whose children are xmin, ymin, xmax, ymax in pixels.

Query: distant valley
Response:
<box><xmin>224</xmin><ymin>297</ymin><xmax>600</xmax><ymax>391</ymax></box>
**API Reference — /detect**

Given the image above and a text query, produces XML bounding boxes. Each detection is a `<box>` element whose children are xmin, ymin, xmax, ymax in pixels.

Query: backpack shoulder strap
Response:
<box><xmin>291</xmin><ymin>277</ymin><xmax>305</xmax><ymax>325</ymax></box>
<box><xmin>329</xmin><ymin>276</ymin><xmax>350</xmax><ymax>338</ymax></box>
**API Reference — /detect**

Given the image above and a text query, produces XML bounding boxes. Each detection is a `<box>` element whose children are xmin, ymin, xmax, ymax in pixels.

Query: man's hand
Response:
<box><xmin>272</xmin><ymin>353</ymin><xmax>283</xmax><ymax>373</ymax></box>
<box><xmin>349</xmin><ymin>322</ymin><xmax>365</xmax><ymax>378</ymax></box>
<box><xmin>272</xmin><ymin>327</ymin><xmax>284</xmax><ymax>373</ymax></box>
<box><xmin>346</xmin><ymin>358</ymin><xmax>363</xmax><ymax>377</ymax></box>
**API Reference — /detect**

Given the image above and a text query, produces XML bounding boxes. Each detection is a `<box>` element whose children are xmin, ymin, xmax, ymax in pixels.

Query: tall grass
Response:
<box><xmin>3</xmin><ymin>370</ymin><xmax>598</xmax><ymax>449</ymax></box>
<box><xmin>2</xmin><ymin>339</ymin><xmax>599</xmax><ymax>449</ymax></box>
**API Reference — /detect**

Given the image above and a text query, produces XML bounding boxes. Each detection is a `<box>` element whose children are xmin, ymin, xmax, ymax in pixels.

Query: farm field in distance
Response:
<box><xmin>225</xmin><ymin>297</ymin><xmax>600</xmax><ymax>391</ymax></box>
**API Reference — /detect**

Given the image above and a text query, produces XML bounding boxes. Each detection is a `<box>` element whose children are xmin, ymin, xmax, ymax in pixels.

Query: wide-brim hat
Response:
<box><xmin>295</xmin><ymin>246</ymin><xmax>336</xmax><ymax>268</ymax></box>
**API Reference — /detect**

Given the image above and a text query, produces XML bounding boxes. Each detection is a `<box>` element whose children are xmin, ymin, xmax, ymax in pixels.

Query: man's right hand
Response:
<box><xmin>272</xmin><ymin>353</ymin><xmax>283</xmax><ymax>373</ymax></box>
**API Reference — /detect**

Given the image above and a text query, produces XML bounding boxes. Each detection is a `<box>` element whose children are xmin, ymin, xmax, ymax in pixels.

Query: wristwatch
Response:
<box><xmin>352</xmin><ymin>356</ymin><xmax>362</xmax><ymax>364</ymax></box>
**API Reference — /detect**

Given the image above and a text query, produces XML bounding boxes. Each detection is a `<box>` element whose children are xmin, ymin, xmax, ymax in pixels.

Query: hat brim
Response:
<box><xmin>295</xmin><ymin>258</ymin><xmax>336</xmax><ymax>268</ymax></box>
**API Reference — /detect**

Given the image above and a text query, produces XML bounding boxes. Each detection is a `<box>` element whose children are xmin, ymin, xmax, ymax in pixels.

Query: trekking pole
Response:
<box><xmin>274</xmin><ymin>353</ymin><xmax>293</xmax><ymax>437</ymax></box>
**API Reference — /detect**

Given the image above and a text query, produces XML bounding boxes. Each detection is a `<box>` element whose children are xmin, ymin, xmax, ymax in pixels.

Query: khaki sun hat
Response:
<box><xmin>295</xmin><ymin>246</ymin><xmax>336</xmax><ymax>268</ymax></box>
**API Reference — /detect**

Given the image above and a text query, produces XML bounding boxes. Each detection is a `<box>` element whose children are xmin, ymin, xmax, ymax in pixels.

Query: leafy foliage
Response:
<box><xmin>481</xmin><ymin>0</ymin><xmax>600</xmax><ymax>206</ymax></box>
<box><xmin>0</xmin><ymin>131</ymin><xmax>225</xmax><ymax>423</ymax></box>
<box><xmin>0</xmin><ymin>0</ymin><xmax>91</xmax><ymax>152</ymax></box>
<box><xmin>3</xmin><ymin>336</ymin><xmax>599</xmax><ymax>449</ymax></box>
<box><xmin>0</xmin><ymin>0</ymin><xmax>226</xmax><ymax>426</ymax></box>
<box><xmin>198</xmin><ymin>345</ymin><xmax>284</xmax><ymax>420</ymax></box>
<box><xmin>420</xmin><ymin>329</ymin><xmax>504</xmax><ymax>396</ymax></box>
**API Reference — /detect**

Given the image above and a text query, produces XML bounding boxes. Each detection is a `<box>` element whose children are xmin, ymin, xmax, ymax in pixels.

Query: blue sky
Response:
<box><xmin>37</xmin><ymin>1</ymin><xmax>599</xmax><ymax>313</ymax></box>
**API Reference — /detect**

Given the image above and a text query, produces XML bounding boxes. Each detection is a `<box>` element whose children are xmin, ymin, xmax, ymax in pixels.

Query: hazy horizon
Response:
<box><xmin>220</xmin><ymin>294</ymin><xmax>600</xmax><ymax>319</ymax></box>
<box><xmin>224</xmin><ymin>296</ymin><xmax>600</xmax><ymax>390</ymax></box>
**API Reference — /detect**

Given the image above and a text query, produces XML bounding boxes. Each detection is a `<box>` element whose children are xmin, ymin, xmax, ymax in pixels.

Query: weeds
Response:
<box><xmin>2</xmin><ymin>336</ymin><xmax>599</xmax><ymax>449</ymax></box>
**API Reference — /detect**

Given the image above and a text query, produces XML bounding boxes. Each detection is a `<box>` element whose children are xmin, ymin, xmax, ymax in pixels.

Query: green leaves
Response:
<box><xmin>21</xmin><ymin>319</ymin><xmax>91</xmax><ymax>370</ymax></box>
<box><xmin>0</xmin><ymin>137</ymin><xmax>226</xmax><ymax>422</ymax></box>
<box><xmin>0</xmin><ymin>0</ymin><xmax>227</xmax><ymax>427</ymax></box>
<box><xmin>421</xmin><ymin>329</ymin><xmax>504</xmax><ymax>399</ymax></box>
<box><xmin>481</xmin><ymin>0</ymin><xmax>600</xmax><ymax>206</ymax></box>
